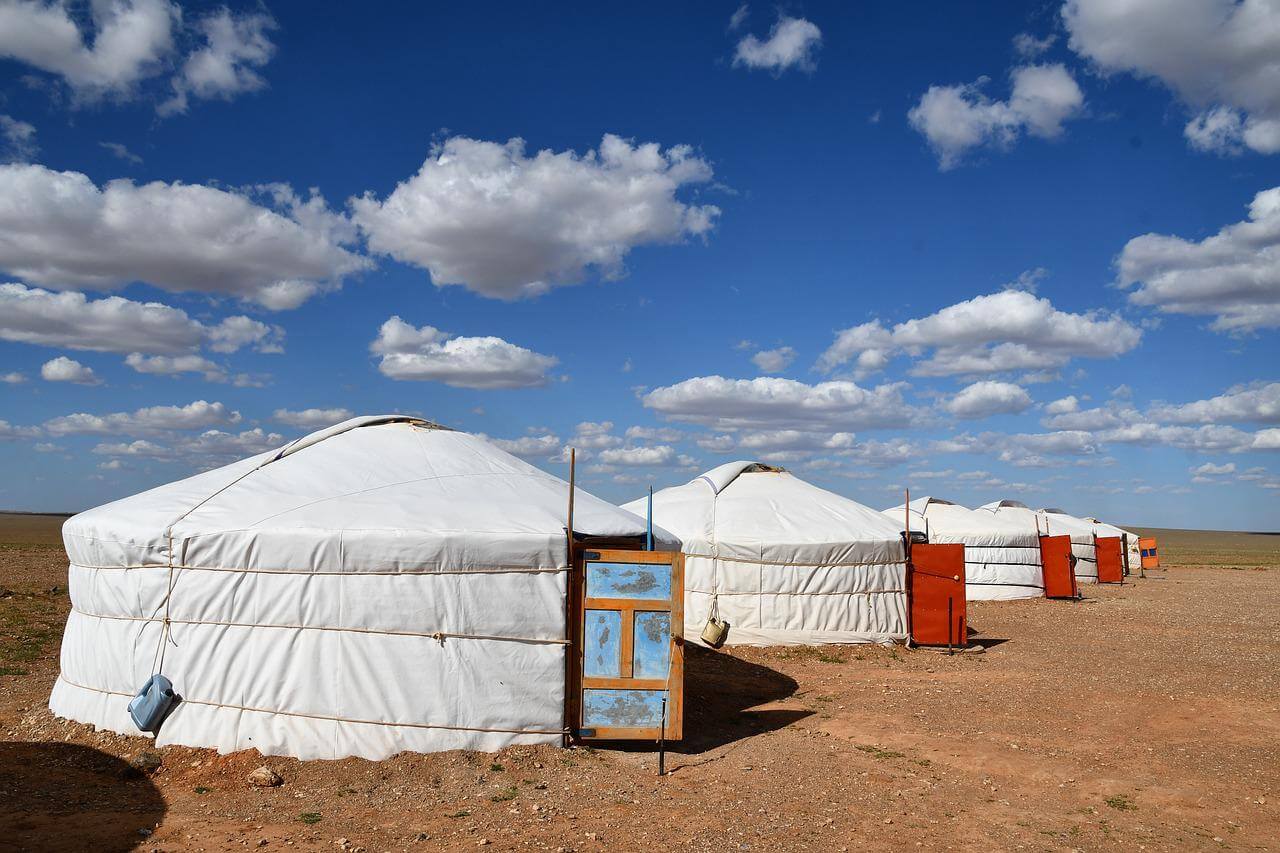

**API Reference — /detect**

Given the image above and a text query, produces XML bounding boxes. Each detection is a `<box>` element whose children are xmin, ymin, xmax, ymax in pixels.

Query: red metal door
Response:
<box><xmin>1096</xmin><ymin>536</ymin><xmax>1123</xmax><ymax>583</ymax></box>
<box><xmin>1039</xmin><ymin>535</ymin><xmax>1077</xmax><ymax>599</ymax></box>
<box><xmin>909</xmin><ymin>543</ymin><xmax>966</xmax><ymax>647</ymax></box>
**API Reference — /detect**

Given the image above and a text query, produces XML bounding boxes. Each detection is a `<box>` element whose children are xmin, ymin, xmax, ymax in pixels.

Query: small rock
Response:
<box><xmin>129</xmin><ymin>750</ymin><xmax>163</xmax><ymax>774</ymax></box>
<box><xmin>258</xmin><ymin>840</ymin><xmax>269</xmax><ymax>847</ymax></box>
<box><xmin>247</xmin><ymin>766</ymin><xmax>283</xmax><ymax>787</ymax></box>
<box><xmin>138</xmin><ymin>828</ymin><xmax>153</xmax><ymax>838</ymax></box>
<box><xmin>585</xmin><ymin>832</ymin><xmax>598</xmax><ymax>841</ymax></box>
<box><xmin>963</xmin><ymin>645</ymin><xmax>985</xmax><ymax>655</ymax></box>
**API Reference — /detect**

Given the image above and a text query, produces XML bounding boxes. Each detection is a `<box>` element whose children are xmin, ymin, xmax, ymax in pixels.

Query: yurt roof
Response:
<box><xmin>623</xmin><ymin>460</ymin><xmax>903</xmax><ymax>565</ymax></box>
<box><xmin>882</xmin><ymin>496</ymin><xmax>1038</xmax><ymax>546</ymax></box>
<box><xmin>65</xmin><ymin>415</ymin><xmax>668</xmax><ymax>573</ymax></box>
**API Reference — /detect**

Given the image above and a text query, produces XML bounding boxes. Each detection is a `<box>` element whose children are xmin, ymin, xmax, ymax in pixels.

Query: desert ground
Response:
<box><xmin>1</xmin><ymin>512</ymin><xmax>1277</xmax><ymax>852</ymax></box>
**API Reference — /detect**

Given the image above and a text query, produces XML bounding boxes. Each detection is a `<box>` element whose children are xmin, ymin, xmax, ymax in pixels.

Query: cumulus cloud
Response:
<box><xmin>1</xmin><ymin>115</ymin><xmax>38</xmax><ymax>162</ymax></box>
<box><xmin>1045</xmin><ymin>395</ymin><xmax>1079</xmax><ymax>415</ymax></box>
<box><xmin>93</xmin><ymin>426</ymin><xmax>283</xmax><ymax>466</ymax></box>
<box><xmin>45</xmin><ymin>400</ymin><xmax>240</xmax><ymax>436</ymax></box>
<box><xmin>1147</xmin><ymin>382</ymin><xmax>1280</xmax><ymax>424</ymax></box>
<box><xmin>125</xmin><ymin>353</ymin><xmax>227</xmax><ymax>382</ymax></box>
<box><xmin>935</xmin><ymin>430</ymin><xmax>1100</xmax><ymax>467</ymax></box>
<box><xmin>1063</xmin><ymin>0</ymin><xmax>1280</xmax><ymax>155</ymax></box>
<box><xmin>569</xmin><ymin>421</ymin><xmax>622</xmax><ymax>450</ymax></box>
<box><xmin>160</xmin><ymin>7</ymin><xmax>276</xmax><ymax>115</ymax></box>
<box><xmin>732</xmin><ymin>15</ymin><xmax>822</xmax><ymax>74</ymax></box>
<box><xmin>0</xmin><ymin>283</ymin><xmax>283</xmax><ymax>355</ymax></box>
<box><xmin>1118</xmin><ymin>187</ymin><xmax>1280</xmax><ymax>333</ymax></box>
<box><xmin>597</xmin><ymin>445</ymin><xmax>685</xmax><ymax>466</ymax></box>
<box><xmin>271</xmin><ymin>407</ymin><xmax>354</xmax><ymax>429</ymax></box>
<box><xmin>1</xmin><ymin>371</ymin><xmax>25</xmax><ymax>384</ymax></box>
<box><xmin>625</xmin><ymin>425</ymin><xmax>685</xmax><ymax>443</ymax></box>
<box><xmin>750</xmin><ymin>346</ymin><xmax>796</xmax><ymax>374</ymax></box>
<box><xmin>484</xmin><ymin>433</ymin><xmax>563</xmax><ymax>460</ymax></box>
<box><xmin>0</xmin><ymin>0</ymin><xmax>177</xmax><ymax>99</ymax></box>
<box><xmin>818</xmin><ymin>290</ymin><xmax>1141</xmax><ymax>378</ymax></box>
<box><xmin>40</xmin><ymin>356</ymin><xmax>100</xmax><ymax>385</ymax></box>
<box><xmin>0</xmin><ymin>420</ymin><xmax>41</xmax><ymax>440</ymax></box>
<box><xmin>643</xmin><ymin>375</ymin><xmax>920</xmax><ymax>431</ymax></box>
<box><xmin>352</xmin><ymin>134</ymin><xmax>718</xmax><ymax>301</ymax></box>
<box><xmin>370</xmin><ymin>316</ymin><xmax>558</xmax><ymax>389</ymax></box>
<box><xmin>1096</xmin><ymin>422</ymin><xmax>1276</xmax><ymax>453</ymax></box>
<box><xmin>944</xmin><ymin>380</ymin><xmax>1033</xmax><ymax>419</ymax></box>
<box><xmin>0</xmin><ymin>164</ymin><xmax>368</xmax><ymax>309</ymax></box>
<box><xmin>1041</xmin><ymin>404</ymin><xmax>1130</xmax><ymax>431</ymax></box>
<box><xmin>908</xmin><ymin>64</ymin><xmax>1084</xmax><ymax>169</ymax></box>
<box><xmin>1192</xmin><ymin>461</ymin><xmax>1236</xmax><ymax>476</ymax></box>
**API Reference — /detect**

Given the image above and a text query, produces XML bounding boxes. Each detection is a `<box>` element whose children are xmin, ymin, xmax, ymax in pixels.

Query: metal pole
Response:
<box><xmin>646</xmin><ymin>486</ymin><xmax>653</xmax><ymax>551</ymax></box>
<box><xmin>658</xmin><ymin>696</ymin><xmax>667</xmax><ymax>777</ymax></box>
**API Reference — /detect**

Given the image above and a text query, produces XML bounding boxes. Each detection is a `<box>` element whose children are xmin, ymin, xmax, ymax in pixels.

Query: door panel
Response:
<box><xmin>1096</xmin><ymin>536</ymin><xmax>1124</xmax><ymax>584</ymax></box>
<box><xmin>909</xmin><ymin>543</ymin><xmax>966</xmax><ymax>647</ymax></box>
<box><xmin>572</xmin><ymin>549</ymin><xmax>683</xmax><ymax>741</ymax></box>
<box><xmin>1039</xmin><ymin>535</ymin><xmax>1077</xmax><ymax>599</ymax></box>
<box><xmin>1139</xmin><ymin>537</ymin><xmax>1161</xmax><ymax>569</ymax></box>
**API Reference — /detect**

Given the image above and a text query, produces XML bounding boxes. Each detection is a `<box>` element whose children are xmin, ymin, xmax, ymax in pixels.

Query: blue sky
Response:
<box><xmin>1</xmin><ymin>0</ymin><xmax>1278</xmax><ymax>528</ymax></box>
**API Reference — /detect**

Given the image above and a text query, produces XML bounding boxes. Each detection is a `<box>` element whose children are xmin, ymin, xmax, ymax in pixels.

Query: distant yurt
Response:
<box><xmin>975</xmin><ymin>500</ymin><xmax>1097</xmax><ymax>584</ymax></box>
<box><xmin>883</xmin><ymin>497</ymin><xmax>1044</xmax><ymax>600</ymax></box>
<box><xmin>623</xmin><ymin>462</ymin><xmax>907</xmax><ymax>646</ymax></box>
<box><xmin>50</xmin><ymin>416</ymin><xmax>671</xmax><ymax>761</ymax></box>
<box><xmin>1086</xmin><ymin>517</ymin><xmax>1141</xmax><ymax>571</ymax></box>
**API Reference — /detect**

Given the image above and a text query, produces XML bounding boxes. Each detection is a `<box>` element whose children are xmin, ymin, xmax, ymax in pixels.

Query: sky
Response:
<box><xmin>1</xmin><ymin>0</ymin><xmax>1278</xmax><ymax>529</ymax></box>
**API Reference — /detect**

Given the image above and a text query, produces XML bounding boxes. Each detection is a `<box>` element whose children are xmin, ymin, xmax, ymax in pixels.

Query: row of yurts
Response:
<box><xmin>49</xmin><ymin>416</ymin><xmax>1139</xmax><ymax>762</ymax></box>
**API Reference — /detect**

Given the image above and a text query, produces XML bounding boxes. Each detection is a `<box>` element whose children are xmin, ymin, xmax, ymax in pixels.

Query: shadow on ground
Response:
<box><xmin>0</xmin><ymin>741</ymin><xmax>166</xmax><ymax>852</ymax></box>
<box><xmin>674</xmin><ymin>644</ymin><xmax>807</xmax><ymax>754</ymax></box>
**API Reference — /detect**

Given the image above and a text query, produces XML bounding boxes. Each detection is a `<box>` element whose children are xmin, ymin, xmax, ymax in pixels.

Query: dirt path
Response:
<box><xmin>2</xmin><ymin>539</ymin><xmax>1277</xmax><ymax>851</ymax></box>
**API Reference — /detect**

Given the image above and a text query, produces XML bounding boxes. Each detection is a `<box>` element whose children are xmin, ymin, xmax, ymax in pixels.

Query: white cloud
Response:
<box><xmin>1</xmin><ymin>371</ymin><xmax>26</xmax><ymax>384</ymax></box>
<box><xmin>643</xmin><ymin>375</ymin><xmax>920</xmax><ymax>431</ymax></box>
<box><xmin>818</xmin><ymin>290</ymin><xmax>1141</xmax><ymax>377</ymax></box>
<box><xmin>728</xmin><ymin>4</ymin><xmax>749</xmax><ymax>31</ymax></box>
<box><xmin>751</xmin><ymin>346</ymin><xmax>796</xmax><ymax>374</ymax></box>
<box><xmin>1148</xmin><ymin>382</ymin><xmax>1280</xmax><ymax>425</ymax></box>
<box><xmin>596</xmin><ymin>445</ymin><xmax>695</xmax><ymax>467</ymax></box>
<box><xmin>1097</xmin><ymin>422</ymin><xmax>1264</xmax><ymax>453</ymax></box>
<box><xmin>1045</xmin><ymin>395</ymin><xmax>1079</xmax><ymax>415</ymax></box>
<box><xmin>1</xmin><ymin>115</ymin><xmax>38</xmax><ymax>162</ymax></box>
<box><xmin>272</xmin><ymin>408</ymin><xmax>354</xmax><ymax>429</ymax></box>
<box><xmin>625</xmin><ymin>425</ymin><xmax>685</xmax><ymax>443</ymax></box>
<box><xmin>485</xmin><ymin>433</ymin><xmax>562</xmax><ymax>460</ymax></box>
<box><xmin>1042</xmin><ymin>405</ymin><xmax>1128</xmax><ymax>431</ymax></box>
<box><xmin>99</xmin><ymin>141</ymin><xmax>142</xmax><ymax>164</ymax></box>
<box><xmin>908</xmin><ymin>64</ymin><xmax>1084</xmax><ymax>169</ymax></box>
<box><xmin>1012</xmin><ymin>32</ymin><xmax>1057</xmax><ymax>59</ymax></box>
<box><xmin>1191</xmin><ymin>462</ymin><xmax>1236</xmax><ymax>476</ymax></box>
<box><xmin>352</xmin><ymin>134</ymin><xmax>718</xmax><ymax>301</ymax></box>
<box><xmin>40</xmin><ymin>355</ymin><xmax>100</xmax><ymax>385</ymax></box>
<box><xmin>1063</xmin><ymin>0</ymin><xmax>1280</xmax><ymax>155</ymax></box>
<box><xmin>944</xmin><ymin>380</ymin><xmax>1032</xmax><ymax>419</ymax></box>
<box><xmin>125</xmin><ymin>353</ymin><xmax>226</xmax><ymax>382</ymax></box>
<box><xmin>0</xmin><ymin>420</ymin><xmax>41</xmax><ymax>440</ymax></box>
<box><xmin>0</xmin><ymin>164</ymin><xmax>368</xmax><ymax>309</ymax></box>
<box><xmin>160</xmin><ymin>8</ymin><xmax>276</xmax><ymax>115</ymax></box>
<box><xmin>935</xmin><ymin>430</ymin><xmax>1100</xmax><ymax>467</ymax></box>
<box><xmin>732</xmin><ymin>15</ymin><xmax>822</xmax><ymax>74</ymax></box>
<box><xmin>370</xmin><ymin>316</ymin><xmax>558</xmax><ymax>389</ymax></box>
<box><xmin>1117</xmin><ymin>187</ymin><xmax>1280</xmax><ymax>333</ymax></box>
<box><xmin>570</xmin><ymin>421</ymin><xmax>622</xmax><ymax>449</ymax></box>
<box><xmin>1249</xmin><ymin>428</ymin><xmax>1280</xmax><ymax>450</ymax></box>
<box><xmin>45</xmin><ymin>400</ymin><xmax>240</xmax><ymax>436</ymax></box>
<box><xmin>94</xmin><ymin>426</ymin><xmax>283</xmax><ymax>466</ymax></box>
<box><xmin>33</xmin><ymin>442</ymin><xmax>59</xmax><ymax>451</ymax></box>
<box><xmin>0</xmin><ymin>0</ymin><xmax>177</xmax><ymax>98</ymax></box>
<box><xmin>0</xmin><ymin>283</ymin><xmax>283</xmax><ymax>355</ymax></box>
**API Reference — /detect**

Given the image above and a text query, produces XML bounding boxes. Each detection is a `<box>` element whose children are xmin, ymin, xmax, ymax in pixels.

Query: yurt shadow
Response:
<box><xmin>0</xmin><ymin>741</ymin><xmax>166</xmax><ymax>852</ymax></box>
<box><xmin>675</xmin><ymin>644</ymin><xmax>808</xmax><ymax>753</ymax></box>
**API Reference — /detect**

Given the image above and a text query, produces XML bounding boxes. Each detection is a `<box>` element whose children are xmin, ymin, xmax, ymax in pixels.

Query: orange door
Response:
<box><xmin>909</xmin><ymin>543</ymin><xmax>966</xmax><ymax>647</ymax></box>
<box><xmin>1138</xmin><ymin>537</ymin><xmax>1160</xmax><ymax>569</ymax></box>
<box><xmin>1096</xmin><ymin>536</ymin><xmax>1124</xmax><ymax>583</ymax></box>
<box><xmin>1039</xmin><ymin>535</ymin><xmax>1077</xmax><ymax>599</ymax></box>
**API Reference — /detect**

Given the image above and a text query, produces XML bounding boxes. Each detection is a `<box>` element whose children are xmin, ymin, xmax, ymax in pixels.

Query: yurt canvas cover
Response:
<box><xmin>50</xmin><ymin>416</ymin><xmax>669</xmax><ymax>761</ymax></box>
<box><xmin>976</xmin><ymin>501</ymin><xmax>1097</xmax><ymax>583</ymax></box>
<box><xmin>883</xmin><ymin>497</ymin><xmax>1044</xmax><ymax>600</ymax></box>
<box><xmin>623</xmin><ymin>462</ymin><xmax>907</xmax><ymax>646</ymax></box>
<box><xmin>1087</xmin><ymin>517</ymin><xmax>1140</xmax><ymax>570</ymax></box>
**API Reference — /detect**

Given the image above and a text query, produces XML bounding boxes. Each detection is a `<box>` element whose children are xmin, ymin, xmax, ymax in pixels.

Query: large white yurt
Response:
<box><xmin>622</xmin><ymin>461</ymin><xmax>908</xmax><ymax>647</ymax></box>
<box><xmin>50</xmin><ymin>416</ymin><xmax>671</xmax><ymax>761</ymax></box>
<box><xmin>975</xmin><ymin>500</ymin><xmax>1097</xmax><ymax>584</ymax></box>
<box><xmin>882</xmin><ymin>497</ymin><xmax>1044</xmax><ymax>600</ymax></box>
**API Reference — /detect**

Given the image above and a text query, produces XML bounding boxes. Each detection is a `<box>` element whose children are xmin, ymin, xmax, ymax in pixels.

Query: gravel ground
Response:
<box><xmin>1</xmin><ymin>533</ymin><xmax>1277</xmax><ymax>852</ymax></box>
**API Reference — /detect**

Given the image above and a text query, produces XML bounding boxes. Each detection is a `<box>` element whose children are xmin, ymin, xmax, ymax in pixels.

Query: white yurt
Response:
<box><xmin>882</xmin><ymin>497</ymin><xmax>1045</xmax><ymax>600</ymax></box>
<box><xmin>50</xmin><ymin>416</ymin><xmax>671</xmax><ymax>761</ymax></box>
<box><xmin>975</xmin><ymin>500</ymin><xmax>1097</xmax><ymax>584</ymax></box>
<box><xmin>1086</xmin><ymin>517</ymin><xmax>1140</xmax><ymax>570</ymax></box>
<box><xmin>623</xmin><ymin>461</ymin><xmax>907</xmax><ymax>647</ymax></box>
<box><xmin>1037</xmin><ymin>508</ymin><xmax>1101</xmax><ymax>582</ymax></box>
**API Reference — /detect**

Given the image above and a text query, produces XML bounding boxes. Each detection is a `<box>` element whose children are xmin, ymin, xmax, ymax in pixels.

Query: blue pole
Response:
<box><xmin>646</xmin><ymin>486</ymin><xmax>653</xmax><ymax>551</ymax></box>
